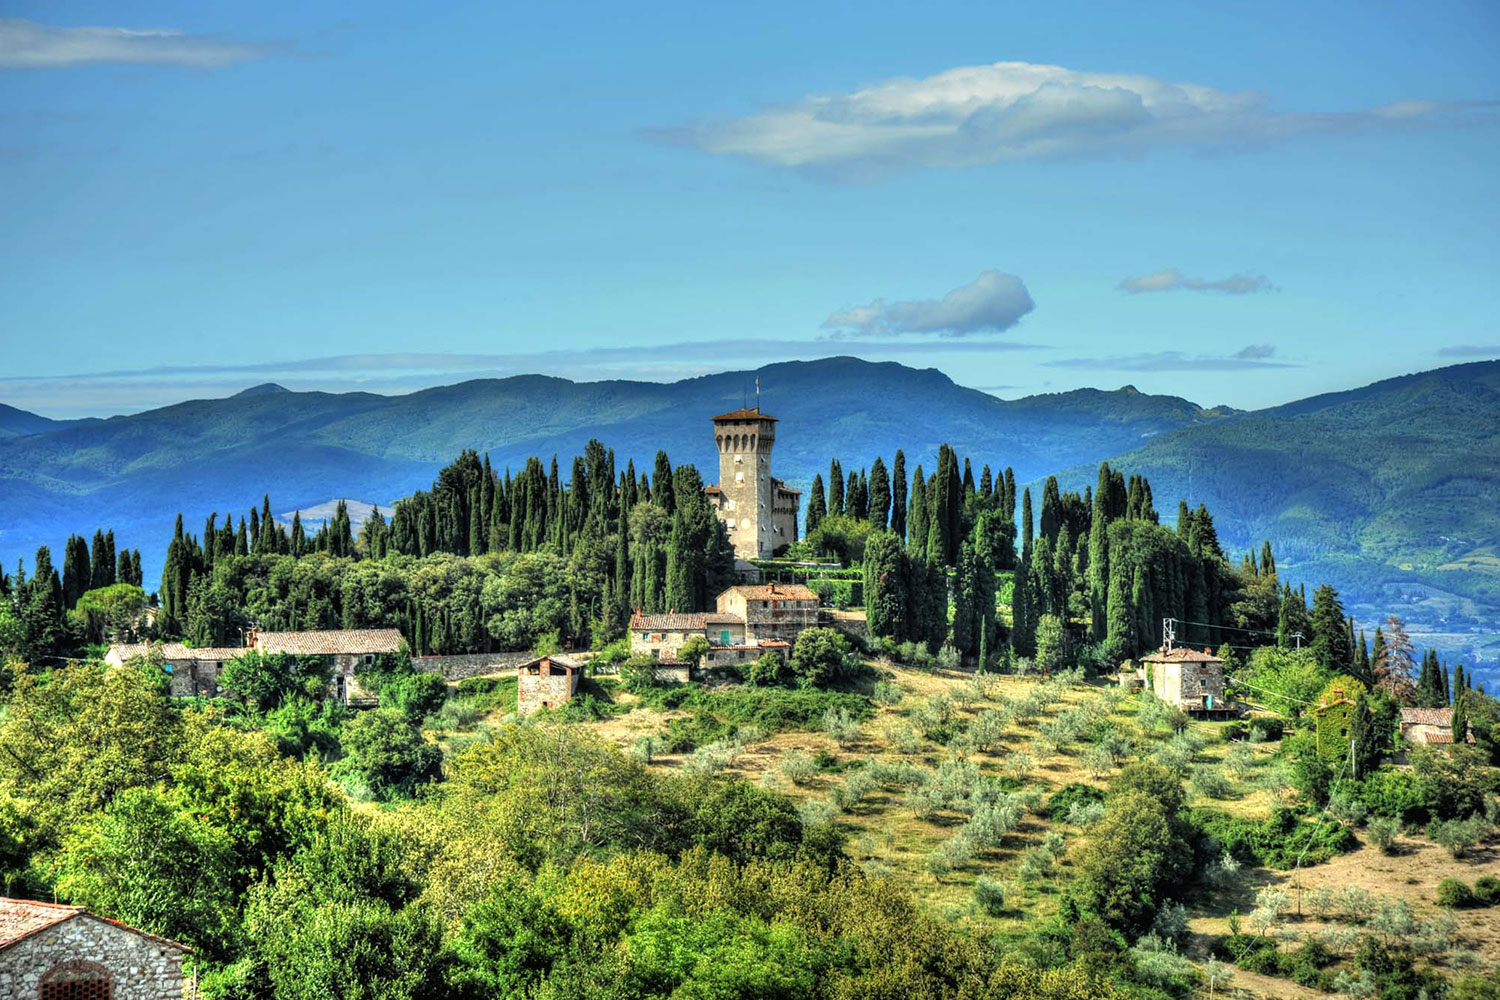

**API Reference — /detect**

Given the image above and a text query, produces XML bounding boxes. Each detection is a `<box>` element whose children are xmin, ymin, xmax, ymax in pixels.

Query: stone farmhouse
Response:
<box><xmin>1398</xmin><ymin>706</ymin><xmax>1475</xmax><ymax>747</ymax></box>
<box><xmin>516</xmin><ymin>654</ymin><xmax>582</xmax><ymax>716</ymax></box>
<box><xmin>629</xmin><ymin>582</ymin><xmax>821</xmax><ymax>669</ymax></box>
<box><xmin>706</xmin><ymin>407</ymin><xmax>800</xmax><ymax>560</ymax></box>
<box><xmin>1137</xmin><ymin>646</ymin><xmax>1230</xmax><ymax>715</ymax></box>
<box><xmin>105</xmin><ymin>627</ymin><xmax>404</xmax><ymax>703</ymax></box>
<box><xmin>0</xmin><ymin>897</ymin><xmax>190</xmax><ymax>1000</ymax></box>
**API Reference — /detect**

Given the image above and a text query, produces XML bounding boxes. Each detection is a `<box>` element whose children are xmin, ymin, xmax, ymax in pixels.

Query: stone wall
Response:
<box><xmin>518</xmin><ymin>669</ymin><xmax>579</xmax><ymax>716</ymax></box>
<box><xmin>411</xmin><ymin>651</ymin><xmax>537</xmax><ymax>681</ymax></box>
<box><xmin>1</xmin><ymin>914</ymin><xmax>185</xmax><ymax>1000</ymax></box>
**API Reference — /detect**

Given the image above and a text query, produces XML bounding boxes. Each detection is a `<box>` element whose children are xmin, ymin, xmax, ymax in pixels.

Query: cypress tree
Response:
<box><xmin>962</xmin><ymin>457</ymin><xmax>975</xmax><ymax>497</ymax></box>
<box><xmin>806</xmin><ymin>475</ymin><xmax>827</xmax><ymax>535</ymax></box>
<box><xmin>846</xmin><ymin>470</ymin><xmax>862</xmax><ymax>520</ymax></box>
<box><xmin>236</xmin><ymin>517</ymin><xmax>249</xmax><ymax>557</ymax></box>
<box><xmin>979</xmin><ymin>464</ymin><xmax>993</xmax><ymax>498</ymax></box>
<box><xmin>943</xmin><ymin>447</ymin><xmax>963</xmax><ymax>564</ymax></box>
<box><xmin>1040</xmin><ymin>476</ymin><xmax>1062</xmax><ymax>543</ymax></box>
<box><xmin>62</xmin><ymin>534</ymin><xmax>90</xmax><ymax>609</ymax></box>
<box><xmin>652</xmin><ymin>451</ymin><xmax>675</xmax><ymax>514</ymax></box>
<box><xmin>829</xmin><ymin>459</ymin><xmax>844</xmax><ymax>517</ymax></box>
<box><xmin>907</xmin><ymin>467</ymin><xmax>928</xmax><ymax>561</ymax></box>
<box><xmin>1442</xmin><ymin>660</ymin><xmax>1451</xmax><ymax>703</ymax></box>
<box><xmin>891</xmin><ymin>450</ymin><xmax>907</xmax><ymax>540</ymax></box>
<box><xmin>1020</xmin><ymin>488</ymin><xmax>1034</xmax><ymax>566</ymax></box>
<box><xmin>1355</xmin><ymin>629</ymin><xmax>1371</xmax><ymax>684</ymax></box>
<box><xmin>869</xmin><ymin>457</ymin><xmax>891</xmax><ymax>530</ymax></box>
<box><xmin>1451</xmin><ymin>687</ymin><xmax>1469</xmax><ymax>745</ymax></box>
<box><xmin>1002</xmin><ymin>468</ymin><xmax>1017</xmax><ymax>520</ymax></box>
<box><xmin>1088</xmin><ymin>464</ymin><xmax>1112</xmax><ymax>642</ymax></box>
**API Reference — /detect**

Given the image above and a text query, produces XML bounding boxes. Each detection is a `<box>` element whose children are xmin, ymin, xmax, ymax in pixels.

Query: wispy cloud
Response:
<box><xmin>1435</xmin><ymin>344</ymin><xmax>1500</xmax><ymax>358</ymax></box>
<box><xmin>823</xmin><ymin>270</ymin><xmax>1035</xmax><ymax>337</ymax></box>
<box><xmin>0</xmin><ymin>18</ymin><xmax>283</xmax><ymax>70</ymax></box>
<box><xmin>1043</xmin><ymin>349</ymin><xmax>1299</xmax><ymax>372</ymax></box>
<box><xmin>1119</xmin><ymin>268</ymin><xmax>1273</xmax><ymax>294</ymax></box>
<box><xmin>655</xmin><ymin>60</ymin><xmax>1494</xmax><ymax>177</ymax></box>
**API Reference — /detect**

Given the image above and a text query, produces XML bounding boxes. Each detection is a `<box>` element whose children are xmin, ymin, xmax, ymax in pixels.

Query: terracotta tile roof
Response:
<box><xmin>1142</xmin><ymin>647</ymin><xmax>1223</xmax><ymax>663</ymax></box>
<box><xmin>518</xmin><ymin>654</ymin><xmax>581</xmax><ymax>672</ymax></box>
<box><xmin>772</xmin><ymin>478</ymin><xmax>802</xmax><ymax>496</ymax></box>
<box><xmin>711</xmin><ymin>407</ymin><xmax>778</xmax><ymax>422</ymax></box>
<box><xmin>630</xmin><ymin>612</ymin><xmax>712</xmax><ymax>630</ymax></box>
<box><xmin>704</xmin><ymin>484</ymin><xmax>723</xmax><ymax>495</ymax></box>
<box><xmin>107</xmin><ymin>642</ymin><xmax>243</xmax><ymax>662</ymax></box>
<box><xmin>1425</xmin><ymin>733</ymin><xmax>1455</xmax><ymax>745</ymax></box>
<box><xmin>721</xmin><ymin>583</ymin><xmax>819</xmax><ymax>602</ymax></box>
<box><xmin>257</xmin><ymin>629</ymin><xmax>404</xmax><ymax>656</ymax></box>
<box><xmin>1400</xmin><ymin>707</ymin><xmax>1452</xmax><ymax>727</ymax></box>
<box><xmin>0</xmin><ymin>898</ymin><xmax>81</xmax><ymax>948</ymax></box>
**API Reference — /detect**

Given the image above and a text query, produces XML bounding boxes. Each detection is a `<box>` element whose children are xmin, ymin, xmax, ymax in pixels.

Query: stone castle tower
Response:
<box><xmin>708</xmin><ymin>406</ymin><xmax>800</xmax><ymax>560</ymax></box>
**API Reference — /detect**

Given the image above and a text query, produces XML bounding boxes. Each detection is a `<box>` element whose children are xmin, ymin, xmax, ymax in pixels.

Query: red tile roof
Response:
<box><xmin>630</xmin><ymin>612</ymin><xmax>712</xmax><ymax>630</ymax></box>
<box><xmin>711</xmin><ymin>408</ymin><xmax>778</xmax><ymax>422</ymax></box>
<box><xmin>1142</xmin><ymin>647</ymin><xmax>1223</xmax><ymax>663</ymax></box>
<box><xmin>0</xmin><ymin>898</ymin><xmax>190</xmax><ymax>953</ymax></box>
<box><xmin>1399</xmin><ymin>707</ymin><xmax>1452</xmax><ymax>727</ymax></box>
<box><xmin>721</xmin><ymin>583</ymin><xmax>819</xmax><ymax>602</ymax></box>
<box><xmin>257</xmin><ymin>629</ymin><xmax>404</xmax><ymax>656</ymax></box>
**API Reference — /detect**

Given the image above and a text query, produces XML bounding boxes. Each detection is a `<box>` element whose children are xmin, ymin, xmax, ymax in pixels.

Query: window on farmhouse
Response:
<box><xmin>42</xmin><ymin>983</ymin><xmax>113</xmax><ymax>1000</ymax></box>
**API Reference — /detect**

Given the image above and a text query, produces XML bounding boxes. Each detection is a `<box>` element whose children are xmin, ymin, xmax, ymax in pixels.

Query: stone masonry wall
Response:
<box><xmin>411</xmin><ymin>651</ymin><xmax>538</xmax><ymax>681</ymax></box>
<box><xmin>1</xmin><ymin>915</ymin><xmax>184</xmax><ymax>1000</ymax></box>
<box><xmin>518</xmin><ymin>671</ymin><xmax>578</xmax><ymax>716</ymax></box>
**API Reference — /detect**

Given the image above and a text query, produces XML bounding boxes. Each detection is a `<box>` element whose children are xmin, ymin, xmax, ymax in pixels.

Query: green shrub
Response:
<box><xmin>1437</xmin><ymin>878</ymin><xmax>1476</xmax><ymax>908</ymax></box>
<box><xmin>1473</xmin><ymin>875</ymin><xmax>1500</xmax><ymax>905</ymax></box>
<box><xmin>1192</xmin><ymin>806</ymin><xmax>1358</xmax><ymax>869</ymax></box>
<box><xmin>1046</xmin><ymin>782</ymin><xmax>1106</xmax><ymax>819</ymax></box>
<box><xmin>973</xmin><ymin>877</ymin><xmax>1007</xmax><ymax>916</ymax></box>
<box><xmin>1366</xmin><ymin>815</ymin><xmax>1401</xmax><ymax>853</ymax></box>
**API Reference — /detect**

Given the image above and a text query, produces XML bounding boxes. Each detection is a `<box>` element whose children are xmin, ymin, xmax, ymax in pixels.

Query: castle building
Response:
<box><xmin>707</xmin><ymin>406</ymin><xmax>799</xmax><ymax>560</ymax></box>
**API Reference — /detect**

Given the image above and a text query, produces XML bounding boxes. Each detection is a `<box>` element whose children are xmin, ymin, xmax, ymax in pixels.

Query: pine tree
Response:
<box><xmin>1373</xmin><ymin>616</ymin><xmax>1417</xmax><ymax>701</ymax></box>
<box><xmin>1310</xmin><ymin>585</ymin><xmax>1353</xmax><ymax>675</ymax></box>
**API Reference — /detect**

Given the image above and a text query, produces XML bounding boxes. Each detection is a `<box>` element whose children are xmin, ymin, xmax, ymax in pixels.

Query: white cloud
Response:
<box><xmin>0</xmin><ymin>18</ymin><xmax>279</xmax><ymax>70</ymax></box>
<box><xmin>823</xmin><ymin>270</ymin><xmax>1035</xmax><ymax>337</ymax></box>
<box><xmin>659</xmin><ymin>60</ymin><xmax>1492</xmax><ymax>176</ymax></box>
<box><xmin>1043</xmin><ymin>349</ymin><xmax>1298</xmax><ymax>372</ymax></box>
<box><xmin>1119</xmin><ymin>268</ymin><xmax>1273</xmax><ymax>294</ymax></box>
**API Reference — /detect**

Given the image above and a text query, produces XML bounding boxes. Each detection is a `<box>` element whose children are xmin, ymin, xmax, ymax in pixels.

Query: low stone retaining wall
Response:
<box><xmin>410</xmin><ymin>651</ymin><xmax>537</xmax><ymax>681</ymax></box>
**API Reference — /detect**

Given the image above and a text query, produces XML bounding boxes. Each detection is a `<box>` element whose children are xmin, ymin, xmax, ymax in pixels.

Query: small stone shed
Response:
<box><xmin>517</xmin><ymin>654</ymin><xmax>582</xmax><ymax>716</ymax></box>
<box><xmin>0</xmin><ymin>897</ymin><xmax>190</xmax><ymax>999</ymax></box>
<box><xmin>1139</xmin><ymin>646</ymin><xmax>1229</xmax><ymax>714</ymax></box>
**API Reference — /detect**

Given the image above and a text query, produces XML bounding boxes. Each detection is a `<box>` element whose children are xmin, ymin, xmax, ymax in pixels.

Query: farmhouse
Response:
<box><xmin>105</xmin><ymin>627</ymin><xmax>404</xmax><ymax>703</ymax></box>
<box><xmin>517</xmin><ymin>653</ymin><xmax>582</xmax><ymax>715</ymax></box>
<box><xmin>1398</xmin><ymin>706</ymin><xmax>1475</xmax><ymax>746</ymax></box>
<box><xmin>628</xmin><ymin>582</ymin><xmax>822</xmax><ymax>669</ymax></box>
<box><xmin>1139</xmin><ymin>646</ymin><xmax>1229</xmax><ymax>715</ymax></box>
<box><xmin>0</xmin><ymin>896</ymin><xmax>190</xmax><ymax>999</ymax></box>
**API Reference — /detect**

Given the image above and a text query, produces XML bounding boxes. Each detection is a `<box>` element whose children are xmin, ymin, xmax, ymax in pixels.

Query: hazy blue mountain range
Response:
<box><xmin>1</xmin><ymin>356</ymin><xmax>1495</xmax><ymax>676</ymax></box>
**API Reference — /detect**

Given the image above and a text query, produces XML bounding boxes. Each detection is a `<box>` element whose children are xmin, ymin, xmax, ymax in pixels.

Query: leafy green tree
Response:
<box><xmin>789</xmin><ymin>627</ymin><xmax>858</xmax><ymax>688</ymax></box>
<box><xmin>55</xmin><ymin>785</ymin><xmax>239</xmax><ymax>958</ymax></box>
<box><xmin>336</xmin><ymin>709</ymin><xmax>442</xmax><ymax>800</ymax></box>
<box><xmin>220</xmin><ymin>652</ymin><xmax>333</xmax><ymax>714</ymax></box>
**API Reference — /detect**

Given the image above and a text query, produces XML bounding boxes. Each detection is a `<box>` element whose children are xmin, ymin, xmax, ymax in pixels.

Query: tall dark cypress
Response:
<box><xmin>891</xmin><ymin>450</ymin><xmax>907</xmax><ymax>540</ymax></box>
<box><xmin>907</xmin><ymin>466</ymin><xmax>928</xmax><ymax>560</ymax></box>
<box><xmin>869</xmin><ymin>457</ymin><xmax>891</xmax><ymax>530</ymax></box>
<box><xmin>806</xmin><ymin>475</ymin><xmax>827</xmax><ymax>535</ymax></box>
<box><xmin>62</xmin><ymin>534</ymin><xmax>91</xmax><ymax>609</ymax></box>
<box><xmin>961</xmin><ymin>458</ymin><xmax>975</xmax><ymax>497</ymax></box>
<box><xmin>829</xmin><ymin>460</ymin><xmax>845</xmax><ymax>517</ymax></box>
<box><xmin>979</xmin><ymin>464</ymin><xmax>993</xmax><ymax>498</ymax></box>
<box><xmin>1020</xmin><ymin>488</ymin><xmax>1034</xmax><ymax>565</ymax></box>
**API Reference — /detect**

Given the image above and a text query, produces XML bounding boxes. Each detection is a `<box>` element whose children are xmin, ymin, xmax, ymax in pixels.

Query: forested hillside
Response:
<box><xmin>1064</xmin><ymin>361</ymin><xmax>1500</xmax><ymax>678</ymax></box>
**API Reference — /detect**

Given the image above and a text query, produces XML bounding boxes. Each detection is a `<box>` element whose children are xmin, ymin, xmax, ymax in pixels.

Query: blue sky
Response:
<box><xmin>2</xmin><ymin>0</ymin><xmax>1497</xmax><ymax>417</ymax></box>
